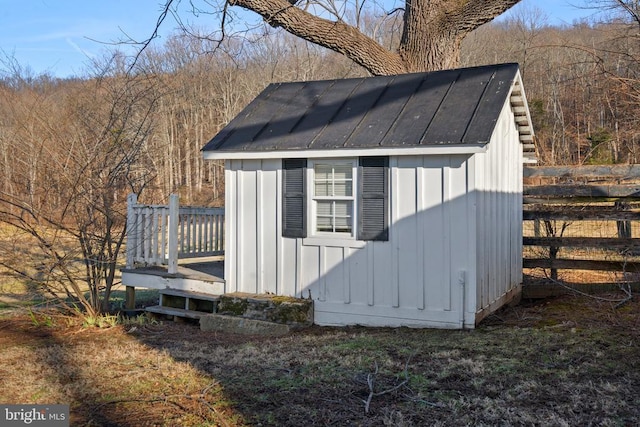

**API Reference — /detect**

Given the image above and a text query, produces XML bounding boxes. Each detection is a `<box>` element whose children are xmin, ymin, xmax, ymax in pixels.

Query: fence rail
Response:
<box><xmin>523</xmin><ymin>165</ymin><xmax>640</xmax><ymax>283</ymax></box>
<box><xmin>125</xmin><ymin>194</ymin><xmax>224</xmax><ymax>274</ymax></box>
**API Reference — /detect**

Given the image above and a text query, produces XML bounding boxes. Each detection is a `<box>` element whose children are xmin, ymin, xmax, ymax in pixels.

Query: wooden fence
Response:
<box><xmin>523</xmin><ymin>165</ymin><xmax>640</xmax><ymax>290</ymax></box>
<box><xmin>125</xmin><ymin>194</ymin><xmax>224</xmax><ymax>274</ymax></box>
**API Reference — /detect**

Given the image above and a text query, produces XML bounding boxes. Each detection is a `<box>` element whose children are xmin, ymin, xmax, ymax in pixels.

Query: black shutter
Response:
<box><xmin>282</xmin><ymin>158</ymin><xmax>307</xmax><ymax>238</ymax></box>
<box><xmin>358</xmin><ymin>157</ymin><xmax>389</xmax><ymax>241</ymax></box>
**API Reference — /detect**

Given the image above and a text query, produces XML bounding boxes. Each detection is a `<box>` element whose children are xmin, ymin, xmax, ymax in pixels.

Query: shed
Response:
<box><xmin>202</xmin><ymin>63</ymin><xmax>535</xmax><ymax>328</ymax></box>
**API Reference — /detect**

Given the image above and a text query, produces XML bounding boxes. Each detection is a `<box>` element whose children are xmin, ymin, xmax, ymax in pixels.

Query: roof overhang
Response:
<box><xmin>510</xmin><ymin>70</ymin><xmax>537</xmax><ymax>164</ymax></box>
<box><xmin>202</xmin><ymin>144</ymin><xmax>487</xmax><ymax>161</ymax></box>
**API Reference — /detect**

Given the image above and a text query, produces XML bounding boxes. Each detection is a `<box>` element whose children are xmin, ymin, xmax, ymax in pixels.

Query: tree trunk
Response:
<box><xmin>400</xmin><ymin>0</ymin><xmax>522</xmax><ymax>72</ymax></box>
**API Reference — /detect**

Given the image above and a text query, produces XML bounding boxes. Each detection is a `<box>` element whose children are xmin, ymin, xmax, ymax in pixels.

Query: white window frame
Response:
<box><xmin>305</xmin><ymin>158</ymin><xmax>360</xmax><ymax>244</ymax></box>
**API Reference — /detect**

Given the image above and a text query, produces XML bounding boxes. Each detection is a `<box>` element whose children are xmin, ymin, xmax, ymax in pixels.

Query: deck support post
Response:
<box><xmin>125</xmin><ymin>286</ymin><xmax>136</xmax><ymax>310</ymax></box>
<box><xmin>168</xmin><ymin>194</ymin><xmax>179</xmax><ymax>274</ymax></box>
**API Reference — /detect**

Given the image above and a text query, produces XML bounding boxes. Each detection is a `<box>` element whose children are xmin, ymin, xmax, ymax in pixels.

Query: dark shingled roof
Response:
<box><xmin>202</xmin><ymin>63</ymin><xmax>521</xmax><ymax>153</ymax></box>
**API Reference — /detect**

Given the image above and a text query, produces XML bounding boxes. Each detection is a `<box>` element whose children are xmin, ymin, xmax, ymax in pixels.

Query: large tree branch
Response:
<box><xmin>450</xmin><ymin>0</ymin><xmax>522</xmax><ymax>32</ymax></box>
<box><xmin>228</xmin><ymin>0</ymin><xmax>408</xmax><ymax>75</ymax></box>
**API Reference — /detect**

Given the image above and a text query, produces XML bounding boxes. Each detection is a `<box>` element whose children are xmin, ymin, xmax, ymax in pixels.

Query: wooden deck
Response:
<box><xmin>121</xmin><ymin>258</ymin><xmax>225</xmax><ymax>295</ymax></box>
<box><xmin>123</xmin><ymin>260</ymin><xmax>224</xmax><ymax>280</ymax></box>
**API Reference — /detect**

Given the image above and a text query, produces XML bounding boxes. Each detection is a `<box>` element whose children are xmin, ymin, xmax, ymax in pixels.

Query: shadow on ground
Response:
<box><xmin>1</xmin><ymin>293</ymin><xmax>639</xmax><ymax>426</ymax></box>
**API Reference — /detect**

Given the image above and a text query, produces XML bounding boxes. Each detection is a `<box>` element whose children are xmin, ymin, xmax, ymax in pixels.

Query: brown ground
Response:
<box><xmin>1</xmin><ymin>292</ymin><xmax>639</xmax><ymax>426</ymax></box>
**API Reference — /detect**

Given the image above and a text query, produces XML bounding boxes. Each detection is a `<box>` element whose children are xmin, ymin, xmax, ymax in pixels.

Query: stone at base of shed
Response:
<box><xmin>200</xmin><ymin>293</ymin><xmax>314</xmax><ymax>335</ymax></box>
<box><xmin>216</xmin><ymin>292</ymin><xmax>314</xmax><ymax>327</ymax></box>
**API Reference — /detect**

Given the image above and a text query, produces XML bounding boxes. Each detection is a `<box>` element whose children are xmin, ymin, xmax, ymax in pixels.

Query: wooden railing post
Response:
<box><xmin>168</xmin><ymin>194</ymin><xmax>179</xmax><ymax>274</ymax></box>
<box><xmin>126</xmin><ymin>193</ymin><xmax>138</xmax><ymax>269</ymax></box>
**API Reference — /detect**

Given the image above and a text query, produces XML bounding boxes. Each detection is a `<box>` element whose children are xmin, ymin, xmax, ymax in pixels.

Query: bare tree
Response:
<box><xmin>0</xmin><ymin>56</ymin><xmax>159</xmax><ymax>317</ymax></box>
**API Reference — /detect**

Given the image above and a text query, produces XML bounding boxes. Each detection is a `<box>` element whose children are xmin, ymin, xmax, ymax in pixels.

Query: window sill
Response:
<box><xmin>302</xmin><ymin>236</ymin><xmax>366</xmax><ymax>249</ymax></box>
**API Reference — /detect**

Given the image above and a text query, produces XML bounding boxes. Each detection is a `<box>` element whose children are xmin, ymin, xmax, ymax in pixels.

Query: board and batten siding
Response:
<box><xmin>225</xmin><ymin>155</ymin><xmax>477</xmax><ymax>328</ymax></box>
<box><xmin>473</xmin><ymin>96</ymin><xmax>524</xmax><ymax>322</ymax></box>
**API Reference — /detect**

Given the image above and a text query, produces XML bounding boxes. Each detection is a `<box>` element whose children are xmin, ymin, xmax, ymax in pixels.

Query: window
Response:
<box><xmin>283</xmin><ymin>157</ymin><xmax>388</xmax><ymax>241</ymax></box>
<box><xmin>313</xmin><ymin>161</ymin><xmax>355</xmax><ymax>234</ymax></box>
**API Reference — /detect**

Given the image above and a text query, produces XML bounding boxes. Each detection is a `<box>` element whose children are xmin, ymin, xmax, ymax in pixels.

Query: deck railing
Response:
<box><xmin>125</xmin><ymin>194</ymin><xmax>224</xmax><ymax>274</ymax></box>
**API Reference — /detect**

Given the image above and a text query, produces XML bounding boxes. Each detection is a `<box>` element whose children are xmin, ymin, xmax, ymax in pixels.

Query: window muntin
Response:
<box><xmin>312</xmin><ymin>160</ymin><xmax>355</xmax><ymax>235</ymax></box>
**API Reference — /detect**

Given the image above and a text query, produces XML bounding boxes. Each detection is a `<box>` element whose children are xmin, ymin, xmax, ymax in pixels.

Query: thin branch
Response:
<box><xmin>362</xmin><ymin>354</ymin><xmax>414</xmax><ymax>414</ymax></box>
<box><xmin>128</xmin><ymin>0</ymin><xmax>177</xmax><ymax>75</ymax></box>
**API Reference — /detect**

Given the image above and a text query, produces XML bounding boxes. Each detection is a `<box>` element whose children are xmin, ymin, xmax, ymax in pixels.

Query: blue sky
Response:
<box><xmin>0</xmin><ymin>0</ymin><xmax>595</xmax><ymax>78</ymax></box>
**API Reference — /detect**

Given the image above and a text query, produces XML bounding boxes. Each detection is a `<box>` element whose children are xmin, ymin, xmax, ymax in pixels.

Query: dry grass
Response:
<box><xmin>1</xmin><ymin>293</ymin><xmax>639</xmax><ymax>426</ymax></box>
<box><xmin>0</xmin><ymin>315</ymin><xmax>242</xmax><ymax>426</ymax></box>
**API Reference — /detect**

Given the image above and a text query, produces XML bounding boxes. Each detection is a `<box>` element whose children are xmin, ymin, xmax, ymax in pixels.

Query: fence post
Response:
<box><xmin>615</xmin><ymin>201</ymin><xmax>632</xmax><ymax>239</ymax></box>
<box><xmin>125</xmin><ymin>194</ymin><xmax>138</xmax><ymax>269</ymax></box>
<box><xmin>168</xmin><ymin>194</ymin><xmax>179</xmax><ymax>274</ymax></box>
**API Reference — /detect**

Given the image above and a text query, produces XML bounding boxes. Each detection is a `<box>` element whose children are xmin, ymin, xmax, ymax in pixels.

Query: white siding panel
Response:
<box><xmin>323</xmin><ymin>246</ymin><xmax>346</xmax><ymax>303</ymax></box>
<box><xmin>275</xmin><ymin>166</ymin><xmax>283</xmax><ymax>295</ymax></box>
<box><xmin>465</xmin><ymin>155</ymin><xmax>478</xmax><ymax>323</ymax></box>
<box><xmin>260</xmin><ymin>161</ymin><xmax>279</xmax><ymax>294</ymax></box>
<box><xmin>256</xmin><ymin>169</ymin><xmax>264</xmax><ymax>293</ymax></box>
<box><xmin>366</xmin><ymin>244</ymin><xmax>375</xmax><ymax>306</ymax></box>
<box><xmin>389</xmin><ymin>157</ymin><xmax>401</xmax><ymax>308</ymax></box>
<box><xmin>473</xmin><ymin>98</ymin><xmax>523</xmax><ymax>314</ymax></box>
<box><xmin>495</xmin><ymin>118</ymin><xmax>504</xmax><ymax>298</ymax></box>
<box><xmin>371</xmin><ymin>241</ymin><xmax>394</xmax><ymax>307</ymax></box>
<box><xmin>343</xmin><ymin>247</ymin><xmax>352</xmax><ymax>304</ymax></box>
<box><xmin>421</xmin><ymin>156</ymin><xmax>448</xmax><ymax>311</ymax></box>
<box><xmin>415</xmin><ymin>166</ymin><xmax>426</xmax><ymax>310</ymax></box>
<box><xmin>301</xmin><ymin>245</ymin><xmax>320</xmax><ymax>300</ymax></box>
<box><xmin>489</xmin><ymin>129</ymin><xmax>499</xmax><ymax>304</ymax></box>
<box><xmin>474</xmin><ymin>154</ymin><xmax>486</xmax><ymax>310</ymax></box>
<box><xmin>447</xmin><ymin>155</ymin><xmax>470</xmax><ymax>327</ymax></box>
<box><xmin>224</xmin><ymin>161</ymin><xmax>238</xmax><ymax>293</ymax></box>
<box><xmin>347</xmin><ymin>247</ymin><xmax>368</xmax><ymax>305</ymax></box>
<box><xmin>237</xmin><ymin>161</ymin><xmax>259</xmax><ymax>293</ymax></box>
<box><xmin>314</xmin><ymin>303</ymin><xmax>463</xmax><ymax>328</ymax></box>
<box><xmin>395</xmin><ymin>157</ymin><xmax>420</xmax><ymax>309</ymax></box>
<box><xmin>280</xmin><ymin>234</ymin><xmax>298</xmax><ymax>297</ymax></box>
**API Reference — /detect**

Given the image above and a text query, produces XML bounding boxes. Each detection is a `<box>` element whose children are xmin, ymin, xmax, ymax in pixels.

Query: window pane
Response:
<box><xmin>333</xmin><ymin>164</ymin><xmax>352</xmax><ymax>179</ymax></box>
<box><xmin>333</xmin><ymin>164</ymin><xmax>352</xmax><ymax>197</ymax></box>
<box><xmin>316</xmin><ymin>201</ymin><xmax>332</xmax><ymax>231</ymax></box>
<box><xmin>314</xmin><ymin>164</ymin><xmax>332</xmax><ymax>180</ymax></box>
<box><xmin>317</xmin><ymin>201</ymin><xmax>331</xmax><ymax>216</ymax></box>
<box><xmin>333</xmin><ymin>181</ymin><xmax>352</xmax><ymax>196</ymax></box>
<box><xmin>334</xmin><ymin>216</ymin><xmax>352</xmax><ymax>232</ymax></box>
<box><xmin>315</xmin><ymin>181</ymin><xmax>330</xmax><ymax>196</ymax></box>
<box><xmin>335</xmin><ymin>201</ymin><xmax>352</xmax><ymax>233</ymax></box>
<box><xmin>334</xmin><ymin>201</ymin><xmax>350</xmax><ymax>216</ymax></box>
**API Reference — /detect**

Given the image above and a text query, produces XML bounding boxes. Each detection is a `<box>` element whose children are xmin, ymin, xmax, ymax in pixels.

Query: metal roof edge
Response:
<box><xmin>202</xmin><ymin>144</ymin><xmax>487</xmax><ymax>160</ymax></box>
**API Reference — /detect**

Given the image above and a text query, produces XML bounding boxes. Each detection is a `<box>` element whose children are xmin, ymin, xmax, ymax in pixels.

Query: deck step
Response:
<box><xmin>154</xmin><ymin>289</ymin><xmax>221</xmax><ymax>320</ymax></box>
<box><xmin>145</xmin><ymin>305</ymin><xmax>205</xmax><ymax>319</ymax></box>
<box><xmin>159</xmin><ymin>289</ymin><xmax>220</xmax><ymax>301</ymax></box>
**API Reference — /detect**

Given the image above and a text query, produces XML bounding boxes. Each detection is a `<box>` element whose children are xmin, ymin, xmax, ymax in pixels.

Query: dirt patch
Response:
<box><xmin>1</xmin><ymin>293</ymin><xmax>638</xmax><ymax>426</ymax></box>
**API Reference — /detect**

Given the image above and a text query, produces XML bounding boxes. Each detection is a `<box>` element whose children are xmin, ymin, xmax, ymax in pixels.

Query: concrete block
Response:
<box><xmin>200</xmin><ymin>314</ymin><xmax>291</xmax><ymax>336</ymax></box>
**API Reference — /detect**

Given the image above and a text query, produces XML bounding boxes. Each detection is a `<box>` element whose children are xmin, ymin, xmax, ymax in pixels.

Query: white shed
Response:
<box><xmin>202</xmin><ymin>63</ymin><xmax>535</xmax><ymax>329</ymax></box>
